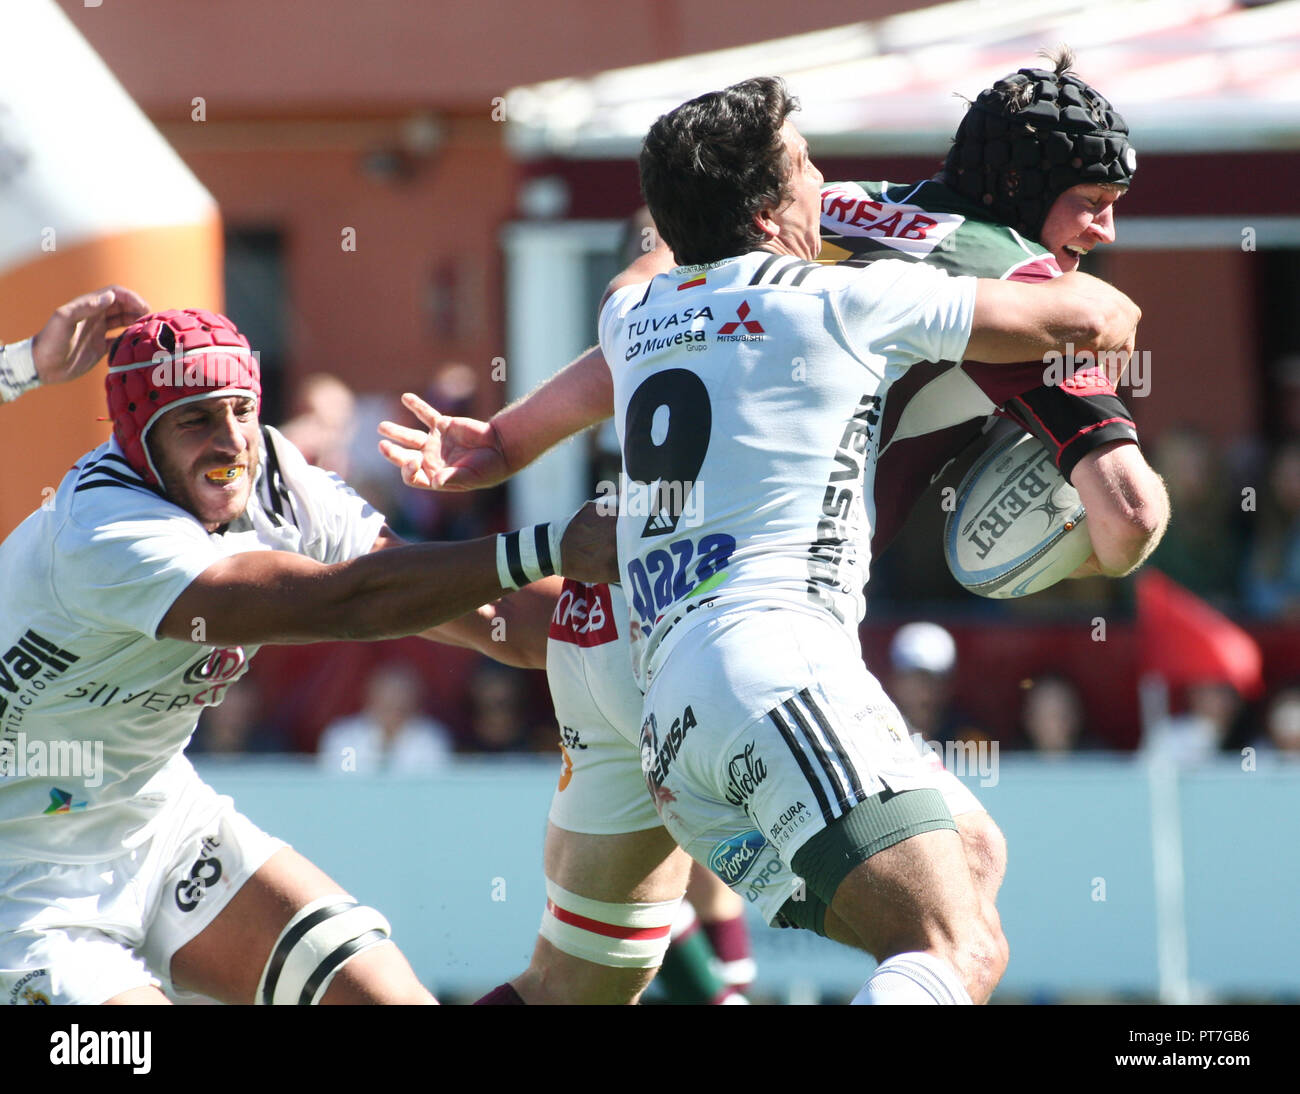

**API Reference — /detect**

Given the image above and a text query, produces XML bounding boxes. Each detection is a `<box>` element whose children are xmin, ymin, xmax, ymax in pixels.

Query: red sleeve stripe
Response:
<box><xmin>545</xmin><ymin>899</ymin><xmax>674</xmax><ymax>941</ymax></box>
<box><xmin>1069</xmin><ymin>416</ymin><xmax>1135</xmax><ymax>442</ymax></box>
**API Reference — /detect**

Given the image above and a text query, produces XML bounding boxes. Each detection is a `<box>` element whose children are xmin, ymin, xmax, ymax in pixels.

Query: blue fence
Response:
<box><xmin>194</xmin><ymin>754</ymin><xmax>1300</xmax><ymax>1002</ymax></box>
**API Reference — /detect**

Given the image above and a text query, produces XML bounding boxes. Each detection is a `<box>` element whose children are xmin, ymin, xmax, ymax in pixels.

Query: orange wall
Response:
<box><xmin>57</xmin><ymin>1</ymin><xmax>910</xmax><ymax>114</ymax></box>
<box><xmin>173</xmin><ymin>116</ymin><xmax>515</xmax><ymax>409</ymax></box>
<box><xmin>53</xmin><ymin>1</ymin><xmax>910</xmax><ymax>412</ymax></box>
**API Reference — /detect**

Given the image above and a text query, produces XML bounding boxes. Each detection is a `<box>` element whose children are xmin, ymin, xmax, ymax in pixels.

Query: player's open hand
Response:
<box><xmin>31</xmin><ymin>285</ymin><xmax>150</xmax><ymax>386</ymax></box>
<box><xmin>378</xmin><ymin>392</ymin><xmax>511</xmax><ymax>491</ymax></box>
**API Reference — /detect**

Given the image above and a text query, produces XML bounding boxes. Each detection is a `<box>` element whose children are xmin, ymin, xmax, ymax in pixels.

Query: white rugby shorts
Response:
<box><xmin>639</xmin><ymin>606</ymin><xmax>983</xmax><ymax>924</ymax></box>
<box><xmin>545</xmin><ymin>587</ymin><xmax>984</xmax><ymax>926</ymax></box>
<box><xmin>0</xmin><ymin>764</ymin><xmax>283</xmax><ymax>1005</ymax></box>
<box><xmin>545</xmin><ymin>582</ymin><xmax>662</xmax><ymax>835</ymax></box>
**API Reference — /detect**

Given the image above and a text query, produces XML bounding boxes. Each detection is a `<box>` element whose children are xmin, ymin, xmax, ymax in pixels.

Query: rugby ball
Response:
<box><xmin>944</xmin><ymin>432</ymin><xmax>1090</xmax><ymax>598</ymax></box>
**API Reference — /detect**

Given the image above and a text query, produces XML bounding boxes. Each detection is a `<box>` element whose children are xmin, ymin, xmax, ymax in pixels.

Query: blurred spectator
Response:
<box><xmin>1263</xmin><ymin>686</ymin><xmax>1300</xmax><ymax>757</ymax></box>
<box><xmin>317</xmin><ymin>663</ymin><xmax>453</xmax><ymax>773</ymax></box>
<box><xmin>344</xmin><ymin>389</ymin><xmax>408</xmax><ymax>523</ymax></box>
<box><xmin>1015</xmin><ymin>673</ymin><xmax>1101</xmax><ymax>754</ymax></box>
<box><xmin>279</xmin><ymin>372</ymin><xmax>356</xmax><ymax>477</ymax></box>
<box><xmin>465</xmin><ymin>659</ymin><xmax>555</xmax><ymax>754</ymax></box>
<box><xmin>188</xmin><ymin>678</ymin><xmax>289</xmax><ymax>755</ymax></box>
<box><xmin>1146</xmin><ymin>426</ymin><xmax>1243</xmax><ymax>605</ymax></box>
<box><xmin>887</xmin><ymin>622</ymin><xmax>988</xmax><ymax>746</ymax></box>
<box><xmin>1143</xmin><ymin>679</ymin><xmax>1246</xmax><ymax>766</ymax></box>
<box><xmin>1243</xmin><ymin>441</ymin><xmax>1300</xmax><ymax>620</ymax></box>
<box><xmin>392</xmin><ymin>362</ymin><xmax>505</xmax><ymax>542</ymax></box>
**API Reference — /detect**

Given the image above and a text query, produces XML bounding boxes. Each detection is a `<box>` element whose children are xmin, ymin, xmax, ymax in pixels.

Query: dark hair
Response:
<box><xmin>638</xmin><ymin>77</ymin><xmax>798</xmax><ymax>266</ymax></box>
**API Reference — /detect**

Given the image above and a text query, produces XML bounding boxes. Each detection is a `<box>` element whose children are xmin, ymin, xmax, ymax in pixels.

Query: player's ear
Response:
<box><xmin>752</xmin><ymin>206</ymin><xmax>780</xmax><ymax>243</ymax></box>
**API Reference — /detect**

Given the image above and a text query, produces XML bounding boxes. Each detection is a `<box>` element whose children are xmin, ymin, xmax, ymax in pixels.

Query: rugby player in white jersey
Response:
<box><xmin>603</xmin><ymin>78</ymin><xmax>1136</xmax><ymax>1006</ymax></box>
<box><xmin>384</xmin><ymin>77</ymin><xmax>1141</xmax><ymax>1004</ymax></box>
<box><xmin>0</xmin><ymin>308</ymin><xmax>612</xmax><ymax>1006</ymax></box>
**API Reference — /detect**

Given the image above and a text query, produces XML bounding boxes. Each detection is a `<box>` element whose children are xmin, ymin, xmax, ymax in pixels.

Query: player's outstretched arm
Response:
<box><xmin>32</xmin><ymin>285</ymin><xmax>151</xmax><ymax>385</ymax></box>
<box><xmin>422</xmin><ymin>576</ymin><xmax>562</xmax><ymax>670</ymax></box>
<box><xmin>156</xmin><ymin>507</ymin><xmax>615</xmax><ymax>647</ymax></box>
<box><xmin>378</xmin><ymin>345</ymin><xmax>614</xmax><ymax>491</ymax></box>
<box><xmin>967</xmin><ymin>271</ymin><xmax>1140</xmax><ymax>365</ymax></box>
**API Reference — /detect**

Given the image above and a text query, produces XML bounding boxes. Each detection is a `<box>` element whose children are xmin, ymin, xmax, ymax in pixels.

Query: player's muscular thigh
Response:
<box><xmin>544</xmin><ymin>823</ymin><xmax>689</xmax><ymax>903</ymax></box>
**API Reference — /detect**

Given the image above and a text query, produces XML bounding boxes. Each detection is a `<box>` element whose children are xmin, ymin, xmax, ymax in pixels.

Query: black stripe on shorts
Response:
<box><xmin>782</xmin><ymin>695</ymin><xmax>849</xmax><ymax>806</ymax></box>
<box><xmin>798</xmin><ymin>687</ymin><xmax>866</xmax><ymax>804</ymax></box>
<box><xmin>768</xmin><ymin>705</ymin><xmax>835</xmax><ymax>827</ymax></box>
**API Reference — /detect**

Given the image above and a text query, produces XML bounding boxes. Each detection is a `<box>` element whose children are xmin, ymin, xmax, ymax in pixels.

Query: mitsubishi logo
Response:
<box><xmin>719</xmin><ymin>301</ymin><xmax>764</xmax><ymax>335</ymax></box>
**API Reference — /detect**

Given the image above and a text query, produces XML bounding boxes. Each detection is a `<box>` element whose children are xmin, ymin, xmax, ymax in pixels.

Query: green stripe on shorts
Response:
<box><xmin>789</xmin><ymin>787</ymin><xmax>956</xmax><ymax>911</ymax></box>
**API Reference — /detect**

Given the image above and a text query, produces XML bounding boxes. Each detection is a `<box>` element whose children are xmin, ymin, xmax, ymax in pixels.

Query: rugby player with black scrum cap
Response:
<box><xmin>382</xmin><ymin>61</ymin><xmax>1147</xmax><ymax>1005</ymax></box>
<box><xmin>819</xmin><ymin>47</ymin><xmax>1167</xmax><ymax>575</ymax></box>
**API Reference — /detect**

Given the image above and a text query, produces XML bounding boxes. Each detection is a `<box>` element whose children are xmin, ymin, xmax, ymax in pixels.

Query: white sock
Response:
<box><xmin>851</xmin><ymin>952</ymin><xmax>973</xmax><ymax>1005</ymax></box>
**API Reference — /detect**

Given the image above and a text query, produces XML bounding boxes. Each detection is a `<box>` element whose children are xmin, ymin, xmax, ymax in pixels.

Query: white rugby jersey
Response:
<box><xmin>0</xmin><ymin>425</ymin><xmax>384</xmax><ymax>862</ymax></box>
<box><xmin>0</xmin><ymin>338</ymin><xmax>38</xmax><ymax>403</ymax></box>
<box><xmin>599</xmin><ymin>251</ymin><xmax>976</xmax><ymax>686</ymax></box>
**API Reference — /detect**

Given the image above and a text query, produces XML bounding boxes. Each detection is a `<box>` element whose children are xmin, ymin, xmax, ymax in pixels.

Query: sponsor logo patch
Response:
<box><xmin>8</xmin><ymin>968</ymin><xmax>51</xmax><ymax>1005</ymax></box>
<box><xmin>42</xmin><ymin>788</ymin><xmax>87</xmax><ymax>814</ymax></box>
<box><xmin>708</xmin><ymin>829</ymin><xmax>767</xmax><ymax>886</ymax></box>
<box><xmin>548</xmin><ymin>580</ymin><xmax>619</xmax><ymax>647</ymax></box>
<box><xmin>723</xmin><ymin>741</ymin><xmax>767</xmax><ymax>809</ymax></box>
<box><xmin>640</xmin><ymin>704</ymin><xmax>696</xmax><ymax>790</ymax></box>
<box><xmin>820</xmin><ymin>182</ymin><xmax>962</xmax><ymax>257</ymax></box>
<box><xmin>717</xmin><ymin>300</ymin><xmax>765</xmax><ymax>341</ymax></box>
<box><xmin>174</xmin><ymin>835</ymin><xmax>223</xmax><ymax>913</ymax></box>
<box><xmin>768</xmin><ymin>799</ymin><xmax>811</xmax><ymax>844</ymax></box>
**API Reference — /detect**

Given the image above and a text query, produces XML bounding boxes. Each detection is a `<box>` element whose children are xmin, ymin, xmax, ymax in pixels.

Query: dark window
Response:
<box><xmin>224</xmin><ymin>229</ymin><xmax>287</xmax><ymax>424</ymax></box>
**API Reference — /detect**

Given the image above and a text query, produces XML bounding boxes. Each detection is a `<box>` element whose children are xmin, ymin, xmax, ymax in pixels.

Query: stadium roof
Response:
<box><xmin>505</xmin><ymin>0</ymin><xmax>1300</xmax><ymax>157</ymax></box>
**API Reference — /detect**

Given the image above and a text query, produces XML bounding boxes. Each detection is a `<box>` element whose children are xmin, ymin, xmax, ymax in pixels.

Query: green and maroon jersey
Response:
<box><xmin>820</xmin><ymin>179</ymin><xmax>1139</xmax><ymax>554</ymax></box>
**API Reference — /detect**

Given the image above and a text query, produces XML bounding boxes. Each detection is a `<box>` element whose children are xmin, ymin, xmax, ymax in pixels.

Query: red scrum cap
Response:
<box><xmin>106</xmin><ymin>309</ymin><xmax>261</xmax><ymax>485</ymax></box>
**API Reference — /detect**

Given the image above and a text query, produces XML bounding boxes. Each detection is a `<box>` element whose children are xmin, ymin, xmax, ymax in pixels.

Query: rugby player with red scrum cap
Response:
<box><xmin>0</xmin><ymin>308</ymin><xmax>613</xmax><ymax>1005</ymax></box>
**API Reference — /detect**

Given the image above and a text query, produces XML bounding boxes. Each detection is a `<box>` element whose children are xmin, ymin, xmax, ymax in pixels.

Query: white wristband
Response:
<box><xmin>0</xmin><ymin>338</ymin><xmax>39</xmax><ymax>403</ymax></box>
<box><xmin>497</xmin><ymin>522</ymin><xmax>562</xmax><ymax>590</ymax></box>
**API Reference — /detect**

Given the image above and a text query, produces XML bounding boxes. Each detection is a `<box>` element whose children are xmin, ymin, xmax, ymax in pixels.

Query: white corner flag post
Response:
<box><xmin>1139</xmin><ymin>672</ymin><xmax>1193</xmax><ymax>1005</ymax></box>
